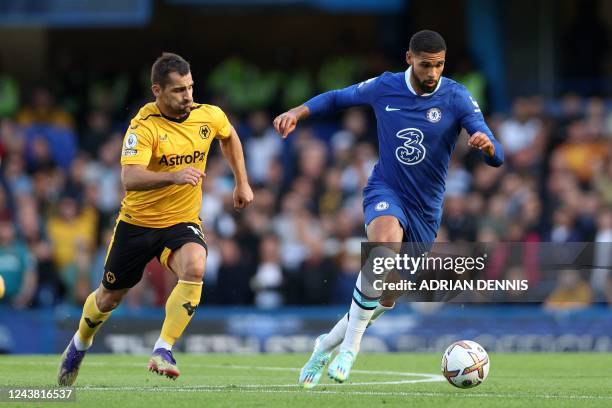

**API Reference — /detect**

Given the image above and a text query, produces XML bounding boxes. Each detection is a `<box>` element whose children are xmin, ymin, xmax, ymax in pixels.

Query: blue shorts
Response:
<box><xmin>363</xmin><ymin>182</ymin><xmax>438</xmax><ymax>244</ymax></box>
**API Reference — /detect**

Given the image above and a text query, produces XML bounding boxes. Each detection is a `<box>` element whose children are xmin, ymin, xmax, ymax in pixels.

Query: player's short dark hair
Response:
<box><xmin>151</xmin><ymin>52</ymin><xmax>190</xmax><ymax>88</ymax></box>
<box><xmin>409</xmin><ymin>30</ymin><xmax>447</xmax><ymax>54</ymax></box>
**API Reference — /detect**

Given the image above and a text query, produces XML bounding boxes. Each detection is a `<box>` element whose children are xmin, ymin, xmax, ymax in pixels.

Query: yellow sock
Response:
<box><xmin>77</xmin><ymin>291</ymin><xmax>112</xmax><ymax>346</ymax></box>
<box><xmin>160</xmin><ymin>280</ymin><xmax>203</xmax><ymax>345</ymax></box>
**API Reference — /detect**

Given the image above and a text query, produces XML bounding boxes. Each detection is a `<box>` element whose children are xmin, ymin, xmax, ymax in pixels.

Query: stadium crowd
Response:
<box><xmin>0</xmin><ymin>58</ymin><xmax>610</xmax><ymax>310</ymax></box>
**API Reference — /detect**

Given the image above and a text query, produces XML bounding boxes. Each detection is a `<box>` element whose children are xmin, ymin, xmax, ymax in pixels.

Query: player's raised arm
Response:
<box><xmin>454</xmin><ymin>86</ymin><xmax>504</xmax><ymax>167</ymax></box>
<box><xmin>274</xmin><ymin>76</ymin><xmax>381</xmax><ymax>138</ymax></box>
<box><xmin>219</xmin><ymin>126</ymin><xmax>253</xmax><ymax>210</ymax></box>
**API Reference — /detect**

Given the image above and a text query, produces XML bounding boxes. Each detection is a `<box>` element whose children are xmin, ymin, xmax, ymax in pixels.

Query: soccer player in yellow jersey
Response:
<box><xmin>58</xmin><ymin>53</ymin><xmax>253</xmax><ymax>385</ymax></box>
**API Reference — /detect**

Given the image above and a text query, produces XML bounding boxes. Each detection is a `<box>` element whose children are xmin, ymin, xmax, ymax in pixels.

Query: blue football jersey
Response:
<box><xmin>304</xmin><ymin>67</ymin><xmax>504</xmax><ymax>224</ymax></box>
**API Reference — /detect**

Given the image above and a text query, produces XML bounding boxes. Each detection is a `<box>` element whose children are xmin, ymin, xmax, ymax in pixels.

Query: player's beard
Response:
<box><xmin>417</xmin><ymin>78</ymin><xmax>438</xmax><ymax>94</ymax></box>
<box><xmin>168</xmin><ymin>100</ymin><xmax>192</xmax><ymax>117</ymax></box>
<box><xmin>178</xmin><ymin>102</ymin><xmax>192</xmax><ymax>115</ymax></box>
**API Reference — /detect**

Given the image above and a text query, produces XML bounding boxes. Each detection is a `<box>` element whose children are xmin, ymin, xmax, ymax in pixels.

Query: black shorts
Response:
<box><xmin>102</xmin><ymin>220</ymin><xmax>207</xmax><ymax>290</ymax></box>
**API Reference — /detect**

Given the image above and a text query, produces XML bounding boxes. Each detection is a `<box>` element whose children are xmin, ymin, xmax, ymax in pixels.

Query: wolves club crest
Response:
<box><xmin>199</xmin><ymin>124</ymin><xmax>211</xmax><ymax>139</ymax></box>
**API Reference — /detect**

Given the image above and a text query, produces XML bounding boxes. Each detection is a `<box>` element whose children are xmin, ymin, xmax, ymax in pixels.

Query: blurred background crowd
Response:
<box><xmin>0</xmin><ymin>0</ymin><xmax>610</xmax><ymax>311</ymax></box>
<box><xmin>1</xmin><ymin>60</ymin><xmax>611</xmax><ymax>310</ymax></box>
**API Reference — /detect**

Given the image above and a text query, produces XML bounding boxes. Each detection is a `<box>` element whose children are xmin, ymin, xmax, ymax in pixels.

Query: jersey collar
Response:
<box><xmin>154</xmin><ymin>102</ymin><xmax>190</xmax><ymax>123</ymax></box>
<box><xmin>404</xmin><ymin>66</ymin><xmax>443</xmax><ymax>97</ymax></box>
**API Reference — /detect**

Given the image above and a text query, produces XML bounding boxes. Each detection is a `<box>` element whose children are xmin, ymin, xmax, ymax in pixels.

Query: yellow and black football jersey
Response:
<box><xmin>119</xmin><ymin>102</ymin><xmax>231</xmax><ymax>228</ymax></box>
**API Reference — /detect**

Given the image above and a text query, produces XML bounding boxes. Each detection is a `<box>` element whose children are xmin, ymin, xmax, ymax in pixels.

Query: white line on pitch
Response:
<box><xmin>5</xmin><ymin>361</ymin><xmax>444</xmax><ymax>387</ymax></box>
<box><xmin>77</xmin><ymin>386</ymin><xmax>612</xmax><ymax>401</ymax></box>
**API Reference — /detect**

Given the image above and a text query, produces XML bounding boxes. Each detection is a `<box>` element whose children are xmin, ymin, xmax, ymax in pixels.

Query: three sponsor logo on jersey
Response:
<box><xmin>385</xmin><ymin>107</ymin><xmax>444</xmax><ymax>166</ymax></box>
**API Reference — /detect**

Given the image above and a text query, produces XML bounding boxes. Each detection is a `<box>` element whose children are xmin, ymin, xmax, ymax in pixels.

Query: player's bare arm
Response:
<box><xmin>219</xmin><ymin>126</ymin><xmax>253</xmax><ymax>209</ymax></box>
<box><xmin>273</xmin><ymin>105</ymin><xmax>310</xmax><ymax>138</ymax></box>
<box><xmin>121</xmin><ymin>164</ymin><xmax>204</xmax><ymax>191</ymax></box>
<box><xmin>468</xmin><ymin>131</ymin><xmax>495</xmax><ymax>158</ymax></box>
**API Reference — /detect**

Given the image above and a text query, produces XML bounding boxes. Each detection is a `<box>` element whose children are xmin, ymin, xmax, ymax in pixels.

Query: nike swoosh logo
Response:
<box><xmin>385</xmin><ymin>105</ymin><xmax>401</xmax><ymax>112</ymax></box>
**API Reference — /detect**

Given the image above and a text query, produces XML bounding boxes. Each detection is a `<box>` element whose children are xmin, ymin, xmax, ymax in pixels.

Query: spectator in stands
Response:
<box><xmin>83</xmin><ymin>135</ymin><xmax>123</xmax><ymax>223</ymax></box>
<box><xmin>80</xmin><ymin>110</ymin><xmax>113</xmax><ymax>158</ymax></box>
<box><xmin>498</xmin><ymin>97</ymin><xmax>546</xmax><ymax>170</ymax></box>
<box><xmin>340</xmin><ymin>142</ymin><xmax>376</xmax><ymax>195</ymax></box>
<box><xmin>331</xmin><ymin>238</ymin><xmax>361</xmax><ymax>305</ymax></box>
<box><xmin>16</xmin><ymin>196</ymin><xmax>63</xmax><ymax>306</ymax></box>
<box><xmin>330</xmin><ymin>108</ymin><xmax>370</xmax><ymax>151</ymax></box>
<box><xmin>594</xmin><ymin>155</ymin><xmax>612</xmax><ymax>205</ymax></box>
<box><xmin>24</xmin><ymin>125</ymin><xmax>77</xmax><ymax>171</ymax></box>
<box><xmin>0</xmin><ymin>218</ymin><xmax>36</xmax><ymax>308</ymax></box>
<box><xmin>445</xmin><ymin>158</ymin><xmax>472</xmax><ymax>197</ymax></box>
<box><xmin>273</xmin><ymin>192</ymin><xmax>310</xmax><ymax>270</ymax></box>
<box><xmin>443</xmin><ymin>195</ymin><xmax>477</xmax><ymax>241</ymax></box>
<box><xmin>16</xmin><ymin>86</ymin><xmax>74</xmax><ymax>129</ymax></box>
<box><xmin>557</xmin><ymin>93</ymin><xmax>583</xmax><ymax>129</ymax></box>
<box><xmin>318</xmin><ymin>167</ymin><xmax>344</xmax><ymax>216</ymax></box>
<box><xmin>295</xmin><ymin>238</ymin><xmax>335</xmax><ymax>305</ymax></box>
<box><xmin>215</xmin><ymin>238</ymin><xmax>252</xmax><ymax>305</ymax></box>
<box><xmin>251</xmin><ymin>234</ymin><xmax>284</xmax><ymax>308</ymax></box>
<box><xmin>2</xmin><ymin>153</ymin><xmax>32</xmax><ymax>197</ymax></box>
<box><xmin>0</xmin><ymin>185</ymin><xmax>13</xmax><ymax>222</ymax></box>
<box><xmin>25</xmin><ymin>136</ymin><xmax>56</xmax><ymax>173</ymax></box>
<box><xmin>244</xmin><ymin>110</ymin><xmax>282</xmax><ymax>185</ymax></box>
<box><xmin>0</xmin><ymin>57</ymin><xmax>19</xmax><ymax>118</ymax></box>
<box><xmin>553</xmin><ymin>119</ymin><xmax>609</xmax><ymax>183</ymax></box>
<box><xmin>545</xmin><ymin>269</ymin><xmax>592</xmax><ymax>310</ymax></box>
<box><xmin>46</xmin><ymin>194</ymin><xmax>97</xmax><ymax>301</ymax></box>
<box><xmin>546</xmin><ymin>206</ymin><xmax>583</xmax><ymax>242</ymax></box>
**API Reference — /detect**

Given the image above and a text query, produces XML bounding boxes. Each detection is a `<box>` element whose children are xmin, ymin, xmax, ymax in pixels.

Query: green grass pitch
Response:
<box><xmin>1</xmin><ymin>353</ymin><xmax>611</xmax><ymax>407</ymax></box>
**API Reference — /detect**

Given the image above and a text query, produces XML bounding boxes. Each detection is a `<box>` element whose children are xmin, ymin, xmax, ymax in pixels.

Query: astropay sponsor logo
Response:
<box><xmin>158</xmin><ymin>151</ymin><xmax>206</xmax><ymax>167</ymax></box>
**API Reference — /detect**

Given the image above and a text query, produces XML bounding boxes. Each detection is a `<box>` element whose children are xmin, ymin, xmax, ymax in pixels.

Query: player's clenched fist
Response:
<box><xmin>172</xmin><ymin>167</ymin><xmax>205</xmax><ymax>186</ymax></box>
<box><xmin>468</xmin><ymin>131</ymin><xmax>495</xmax><ymax>158</ymax></box>
<box><xmin>273</xmin><ymin>110</ymin><xmax>299</xmax><ymax>139</ymax></box>
<box><xmin>275</xmin><ymin>105</ymin><xmax>311</xmax><ymax>139</ymax></box>
<box><xmin>233</xmin><ymin>183</ymin><xmax>254</xmax><ymax>210</ymax></box>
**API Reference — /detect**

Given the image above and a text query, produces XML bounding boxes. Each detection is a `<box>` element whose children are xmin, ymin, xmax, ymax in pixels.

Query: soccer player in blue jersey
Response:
<box><xmin>274</xmin><ymin>30</ymin><xmax>504</xmax><ymax>388</ymax></box>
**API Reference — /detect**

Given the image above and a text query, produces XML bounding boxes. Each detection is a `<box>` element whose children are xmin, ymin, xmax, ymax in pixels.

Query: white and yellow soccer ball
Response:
<box><xmin>0</xmin><ymin>275</ymin><xmax>5</xmax><ymax>299</ymax></box>
<box><xmin>441</xmin><ymin>340</ymin><xmax>490</xmax><ymax>388</ymax></box>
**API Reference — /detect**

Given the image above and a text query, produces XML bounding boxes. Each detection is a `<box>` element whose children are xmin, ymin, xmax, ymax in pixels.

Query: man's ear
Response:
<box><xmin>151</xmin><ymin>84</ymin><xmax>161</xmax><ymax>98</ymax></box>
<box><xmin>406</xmin><ymin>50</ymin><xmax>413</xmax><ymax>66</ymax></box>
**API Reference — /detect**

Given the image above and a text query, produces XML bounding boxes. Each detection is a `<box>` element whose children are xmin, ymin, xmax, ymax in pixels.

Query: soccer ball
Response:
<box><xmin>441</xmin><ymin>340</ymin><xmax>490</xmax><ymax>388</ymax></box>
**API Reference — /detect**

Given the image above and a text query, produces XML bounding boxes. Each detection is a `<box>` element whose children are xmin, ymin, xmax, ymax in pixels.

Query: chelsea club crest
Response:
<box><xmin>426</xmin><ymin>107</ymin><xmax>442</xmax><ymax>123</ymax></box>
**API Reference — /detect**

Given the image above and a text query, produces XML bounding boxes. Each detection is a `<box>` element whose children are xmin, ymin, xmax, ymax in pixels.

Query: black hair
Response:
<box><xmin>151</xmin><ymin>52</ymin><xmax>190</xmax><ymax>88</ymax></box>
<box><xmin>409</xmin><ymin>30</ymin><xmax>447</xmax><ymax>54</ymax></box>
